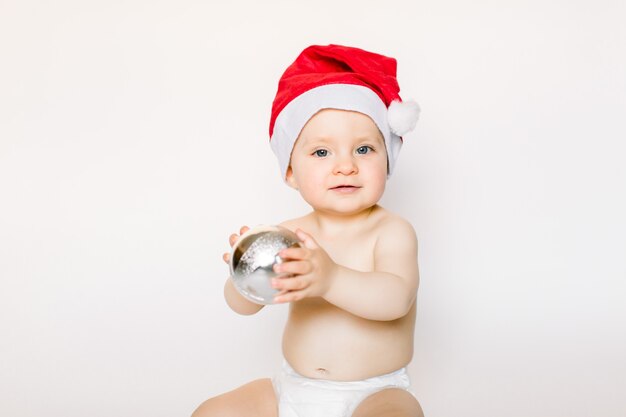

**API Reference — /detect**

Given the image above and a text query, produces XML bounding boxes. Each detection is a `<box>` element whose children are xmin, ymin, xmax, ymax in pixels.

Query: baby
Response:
<box><xmin>192</xmin><ymin>44</ymin><xmax>424</xmax><ymax>417</ymax></box>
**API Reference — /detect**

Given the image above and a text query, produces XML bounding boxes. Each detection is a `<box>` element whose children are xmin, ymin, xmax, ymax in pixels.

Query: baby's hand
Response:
<box><xmin>222</xmin><ymin>225</ymin><xmax>249</xmax><ymax>265</ymax></box>
<box><xmin>271</xmin><ymin>229</ymin><xmax>338</xmax><ymax>303</ymax></box>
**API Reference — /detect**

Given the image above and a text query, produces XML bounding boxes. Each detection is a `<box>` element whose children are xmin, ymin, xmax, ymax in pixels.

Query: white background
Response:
<box><xmin>1</xmin><ymin>1</ymin><xmax>625</xmax><ymax>416</ymax></box>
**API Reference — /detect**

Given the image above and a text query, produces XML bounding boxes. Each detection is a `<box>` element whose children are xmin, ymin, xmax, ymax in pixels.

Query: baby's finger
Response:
<box><xmin>271</xmin><ymin>287</ymin><xmax>290</xmax><ymax>303</ymax></box>
<box><xmin>278</xmin><ymin>247</ymin><xmax>309</xmax><ymax>261</ymax></box>
<box><xmin>274</xmin><ymin>289</ymin><xmax>306</xmax><ymax>304</ymax></box>
<box><xmin>274</xmin><ymin>260</ymin><xmax>311</xmax><ymax>276</ymax></box>
<box><xmin>272</xmin><ymin>276</ymin><xmax>308</xmax><ymax>292</ymax></box>
<box><xmin>229</xmin><ymin>226</ymin><xmax>250</xmax><ymax>247</ymax></box>
<box><xmin>229</xmin><ymin>233</ymin><xmax>239</xmax><ymax>247</ymax></box>
<box><xmin>223</xmin><ymin>252</ymin><xmax>230</xmax><ymax>264</ymax></box>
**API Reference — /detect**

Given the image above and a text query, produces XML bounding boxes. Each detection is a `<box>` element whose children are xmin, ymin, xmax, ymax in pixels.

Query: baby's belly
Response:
<box><xmin>281</xmin><ymin>298</ymin><xmax>415</xmax><ymax>381</ymax></box>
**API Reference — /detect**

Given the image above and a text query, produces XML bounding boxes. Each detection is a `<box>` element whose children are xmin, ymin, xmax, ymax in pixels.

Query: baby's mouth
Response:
<box><xmin>330</xmin><ymin>185</ymin><xmax>361</xmax><ymax>192</ymax></box>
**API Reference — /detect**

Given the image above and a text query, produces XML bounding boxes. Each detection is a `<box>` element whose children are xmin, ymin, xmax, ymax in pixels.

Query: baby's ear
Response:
<box><xmin>285</xmin><ymin>166</ymin><xmax>299</xmax><ymax>190</ymax></box>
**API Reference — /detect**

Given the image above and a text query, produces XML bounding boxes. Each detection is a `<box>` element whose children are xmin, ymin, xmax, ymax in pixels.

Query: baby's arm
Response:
<box><xmin>222</xmin><ymin>226</ymin><xmax>265</xmax><ymax>315</ymax></box>
<box><xmin>223</xmin><ymin>278</ymin><xmax>264</xmax><ymax>315</ymax></box>
<box><xmin>326</xmin><ymin>218</ymin><xmax>419</xmax><ymax>320</ymax></box>
<box><xmin>273</xmin><ymin>218</ymin><xmax>419</xmax><ymax>321</ymax></box>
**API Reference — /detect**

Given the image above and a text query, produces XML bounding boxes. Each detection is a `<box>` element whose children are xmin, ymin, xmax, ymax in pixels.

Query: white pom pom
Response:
<box><xmin>387</xmin><ymin>99</ymin><xmax>420</xmax><ymax>136</ymax></box>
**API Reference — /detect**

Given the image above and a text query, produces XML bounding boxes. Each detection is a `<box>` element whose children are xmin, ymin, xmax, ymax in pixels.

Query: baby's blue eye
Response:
<box><xmin>356</xmin><ymin>146</ymin><xmax>372</xmax><ymax>155</ymax></box>
<box><xmin>314</xmin><ymin>149</ymin><xmax>328</xmax><ymax>157</ymax></box>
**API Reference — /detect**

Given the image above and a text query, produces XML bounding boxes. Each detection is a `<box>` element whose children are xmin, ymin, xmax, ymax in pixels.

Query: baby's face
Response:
<box><xmin>286</xmin><ymin>109</ymin><xmax>388</xmax><ymax>215</ymax></box>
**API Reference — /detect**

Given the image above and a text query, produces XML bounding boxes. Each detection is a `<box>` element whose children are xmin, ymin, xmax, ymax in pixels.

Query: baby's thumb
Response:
<box><xmin>295</xmin><ymin>229</ymin><xmax>318</xmax><ymax>249</ymax></box>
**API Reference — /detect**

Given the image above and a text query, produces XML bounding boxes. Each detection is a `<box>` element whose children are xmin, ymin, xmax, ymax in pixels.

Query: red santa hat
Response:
<box><xmin>269</xmin><ymin>44</ymin><xmax>420</xmax><ymax>180</ymax></box>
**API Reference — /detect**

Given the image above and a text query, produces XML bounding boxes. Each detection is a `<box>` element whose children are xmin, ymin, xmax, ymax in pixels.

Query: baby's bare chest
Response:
<box><xmin>318</xmin><ymin>238</ymin><xmax>377</xmax><ymax>272</ymax></box>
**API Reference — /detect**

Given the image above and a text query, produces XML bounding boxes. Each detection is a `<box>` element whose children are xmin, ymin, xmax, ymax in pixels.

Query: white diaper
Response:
<box><xmin>272</xmin><ymin>360</ymin><xmax>413</xmax><ymax>417</ymax></box>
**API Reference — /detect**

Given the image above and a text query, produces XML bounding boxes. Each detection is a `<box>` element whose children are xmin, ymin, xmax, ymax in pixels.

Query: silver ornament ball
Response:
<box><xmin>229</xmin><ymin>225</ymin><xmax>300</xmax><ymax>305</ymax></box>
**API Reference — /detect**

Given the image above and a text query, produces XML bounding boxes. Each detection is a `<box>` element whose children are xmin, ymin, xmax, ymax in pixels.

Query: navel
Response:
<box><xmin>316</xmin><ymin>367</ymin><xmax>328</xmax><ymax>376</ymax></box>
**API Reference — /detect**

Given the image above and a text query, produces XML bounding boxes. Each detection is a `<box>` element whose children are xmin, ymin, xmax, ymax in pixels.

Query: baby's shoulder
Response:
<box><xmin>371</xmin><ymin>206</ymin><xmax>415</xmax><ymax>232</ymax></box>
<box><xmin>278</xmin><ymin>215</ymin><xmax>310</xmax><ymax>233</ymax></box>
<box><xmin>371</xmin><ymin>207</ymin><xmax>417</xmax><ymax>246</ymax></box>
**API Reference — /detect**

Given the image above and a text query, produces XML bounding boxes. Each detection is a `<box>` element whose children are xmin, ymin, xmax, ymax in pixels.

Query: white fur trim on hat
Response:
<box><xmin>270</xmin><ymin>84</ymin><xmax>403</xmax><ymax>180</ymax></box>
<box><xmin>387</xmin><ymin>99</ymin><xmax>420</xmax><ymax>136</ymax></box>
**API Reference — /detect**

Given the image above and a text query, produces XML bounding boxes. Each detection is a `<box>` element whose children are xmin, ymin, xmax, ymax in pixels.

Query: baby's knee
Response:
<box><xmin>352</xmin><ymin>388</ymin><xmax>424</xmax><ymax>417</ymax></box>
<box><xmin>190</xmin><ymin>378</ymin><xmax>277</xmax><ymax>417</ymax></box>
<box><xmin>190</xmin><ymin>395</ymin><xmax>227</xmax><ymax>417</ymax></box>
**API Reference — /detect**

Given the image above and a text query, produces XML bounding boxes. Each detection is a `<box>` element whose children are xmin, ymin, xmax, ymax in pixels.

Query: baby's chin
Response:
<box><xmin>312</xmin><ymin>201</ymin><xmax>382</xmax><ymax>218</ymax></box>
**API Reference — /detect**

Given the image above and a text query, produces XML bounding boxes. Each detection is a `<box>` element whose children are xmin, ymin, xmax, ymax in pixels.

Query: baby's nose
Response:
<box><xmin>333</xmin><ymin>155</ymin><xmax>358</xmax><ymax>175</ymax></box>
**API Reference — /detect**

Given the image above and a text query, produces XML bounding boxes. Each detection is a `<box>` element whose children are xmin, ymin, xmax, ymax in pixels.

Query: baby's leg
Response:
<box><xmin>351</xmin><ymin>388</ymin><xmax>424</xmax><ymax>417</ymax></box>
<box><xmin>191</xmin><ymin>378</ymin><xmax>278</xmax><ymax>417</ymax></box>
